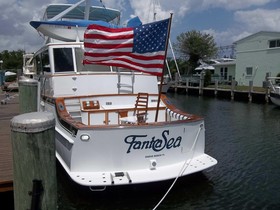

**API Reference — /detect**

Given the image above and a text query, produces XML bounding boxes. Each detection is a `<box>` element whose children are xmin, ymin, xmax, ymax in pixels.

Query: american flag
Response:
<box><xmin>83</xmin><ymin>18</ymin><xmax>170</xmax><ymax>76</ymax></box>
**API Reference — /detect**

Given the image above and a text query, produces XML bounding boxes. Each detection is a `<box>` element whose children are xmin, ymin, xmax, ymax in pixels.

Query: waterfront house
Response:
<box><xmin>212</xmin><ymin>58</ymin><xmax>236</xmax><ymax>84</ymax></box>
<box><xmin>234</xmin><ymin>31</ymin><xmax>280</xmax><ymax>87</ymax></box>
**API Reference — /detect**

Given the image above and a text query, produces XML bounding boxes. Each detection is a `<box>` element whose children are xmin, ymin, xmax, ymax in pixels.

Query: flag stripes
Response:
<box><xmin>84</xmin><ymin>18</ymin><xmax>170</xmax><ymax>76</ymax></box>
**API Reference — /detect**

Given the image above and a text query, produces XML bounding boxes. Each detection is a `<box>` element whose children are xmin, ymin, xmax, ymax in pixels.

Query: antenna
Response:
<box><xmin>100</xmin><ymin>0</ymin><xmax>106</xmax><ymax>9</ymax></box>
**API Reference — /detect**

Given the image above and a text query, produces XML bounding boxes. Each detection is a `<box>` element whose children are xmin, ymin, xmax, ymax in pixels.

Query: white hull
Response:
<box><xmin>58</xmin><ymin>153</ymin><xmax>215</xmax><ymax>186</ymax></box>
<box><xmin>51</xmin><ymin>104</ymin><xmax>214</xmax><ymax>185</ymax></box>
<box><xmin>269</xmin><ymin>84</ymin><xmax>280</xmax><ymax>106</ymax></box>
<box><xmin>270</xmin><ymin>94</ymin><xmax>280</xmax><ymax>106</ymax></box>
<box><xmin>38</xmin><ymin>71</ymin><xmax>217</xmax><ymax>186</ymax></box>
<box><xmin>159</xmin><ymin>82</ymin><xmax>172</xmax><ymax>93</ymax></box>
<box><xmin>44</xmin><ymin>99</ymin><xmax>216</xmax><ymax>186</ymax></box>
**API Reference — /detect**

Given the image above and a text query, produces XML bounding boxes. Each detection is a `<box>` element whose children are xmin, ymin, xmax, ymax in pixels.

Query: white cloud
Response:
<box><xmin>129</xmin><ymin>0</ymin><xmax>172</xmax><ymax>23</ymax></box>
<box><xmin>102</xmin><ymin>0</ymin><xmax>126</xmax><ymax>12</ymax></box>
<box><xmin>126</xmin><ymin>0</ymin><xmax>277</xmax><ymax>32</ymax></box>
<box><xmin>202</xmin><ymin>7</ymin><xmax>280</xmax><ymax>47</ymax></box>
<box><xmin>234</xmin><ymin>8</ymin><xmax>280</xmax><ymax>32</ymax></box>
<box><xmin>0</xmin><ymin>0</ymin><xmax>68</xmax><ymax>52</ymax></box>
<box><xmin>128</xmin><ymin>0</ymin><xmax>192</xmax><ymax>23</ymax></box>
<box><xmin>200</xmin><ymin>0</ymin><xmax>274</xmax><ymax>10</ymax></box>
<box><xmin>202</xmin><ymin>28</ymin><xmax>243</xmax><ymax>47</ymax></box>
<box><xmin>0</xmin><ymin>0</ymin><xmax>279</xmax><ymax>52</ymax></box>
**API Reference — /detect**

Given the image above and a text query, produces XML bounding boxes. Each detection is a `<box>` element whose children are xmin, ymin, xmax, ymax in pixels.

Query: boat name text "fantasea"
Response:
<box><xmin>124</xmin><ymin>130</ymin><xmax>182</xmax><ymax>153</ymax></box>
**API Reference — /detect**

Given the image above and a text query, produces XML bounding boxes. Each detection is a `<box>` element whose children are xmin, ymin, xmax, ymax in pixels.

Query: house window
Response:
<box><xmin>246</xmin><ymin>67</ymin><xmax>253</xmax><ymax>76</ymax></box>
<box><xmin>220</xmin><ymin>67</ymin><xmax>228</xmax><ymax>80</ymax></box>
<box><xmin>224</xmin><ymin>67</ymin><xmax>228</xmax><ymax>80</ymax></box>
<box><xmin>269</xmin><ymin>39</ymin><xmax>280</xmax><ymax>48</ymax></box>
<box><xmin>220</xmin><ymin>67</ymin><xmax>223</xmax><ymax>78</ymax></box>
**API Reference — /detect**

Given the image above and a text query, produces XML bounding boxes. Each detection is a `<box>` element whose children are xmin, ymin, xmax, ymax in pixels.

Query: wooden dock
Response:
<box><xmin>0</xmin><ymin>91</ymin><xmax>19</xmax><ymax>192</ymax></box>
<box><xmin>170</xmin><ymin>85</ymin><xmax>269</xmax><ymax>104</ymax></box>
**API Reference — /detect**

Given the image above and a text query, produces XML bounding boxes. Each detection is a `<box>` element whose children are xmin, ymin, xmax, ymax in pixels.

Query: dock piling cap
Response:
<box><xmin>19</xmin><ymin>76</ymin><xmax>38</xmax><ymax>86</ymax></box>
<box><xmin>11</xmin><ymin>112</ymin><xmax>55</xmax><ymax>133</ymax></box>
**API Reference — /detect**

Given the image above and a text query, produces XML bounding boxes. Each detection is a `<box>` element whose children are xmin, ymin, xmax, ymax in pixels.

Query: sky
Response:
<box><xmin>0</xmin><ymin>0</ymin><xmax>280</xmax><ymax>55</ymax></box>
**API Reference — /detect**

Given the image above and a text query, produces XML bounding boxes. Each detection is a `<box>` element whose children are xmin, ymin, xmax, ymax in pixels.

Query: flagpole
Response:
<box><xmin>155</xmin><ymin>13</ymin><xmax>173</xmax><ymax>122</ymax></box>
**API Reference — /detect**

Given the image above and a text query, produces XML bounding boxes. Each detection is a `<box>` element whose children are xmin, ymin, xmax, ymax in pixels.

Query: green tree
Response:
<box><xmin>174</xmin><ymin>30</ymin><xmax>218</xmax><ymax>75</ymax></box>
<box><xmin>204</xmin><ymin>70</ymin><xmax>212</xmax><ymax>86</ymax></box>
<box><xmin>0</xmin><ymin>49</ymin><xmax>24</xmax><ymax>70</ymax></box>
<box><xmin>166</xmin><ymin>58</ymin><xmax>189</xmax><ymax>79</ymax></box>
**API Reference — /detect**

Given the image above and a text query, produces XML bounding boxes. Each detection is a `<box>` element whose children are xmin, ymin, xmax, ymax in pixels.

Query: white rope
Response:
<box><xmin>169</xmin><ymin>40</ymin><xmax>182</xmax><ymax>80</ymax></box>
<box><xmin>152</xmin><ymin>124</ymin><xmax>203</xmax><ymax>210</ymax></box>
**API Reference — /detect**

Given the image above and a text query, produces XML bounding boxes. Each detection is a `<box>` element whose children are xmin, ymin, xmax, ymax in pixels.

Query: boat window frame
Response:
<box><xmin>34</xmin><ymin>47</ymin><xmax>51</xmax><ymax>75</ymax></box>
<box><xmin>51</xmin><ymin>47</ymin><xmax>76</xmax><ymax>73</ymax></box>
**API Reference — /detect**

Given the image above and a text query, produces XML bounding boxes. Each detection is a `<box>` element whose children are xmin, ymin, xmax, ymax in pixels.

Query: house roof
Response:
<box><xmin>234</xmin><ymin>31</ymin><xmax>280</xmax><ymax>44</ymax></box>
<box><xmin>212</xmin><ymin>61</ymin><xmax>236</xmax><ymax>66</ymax></box>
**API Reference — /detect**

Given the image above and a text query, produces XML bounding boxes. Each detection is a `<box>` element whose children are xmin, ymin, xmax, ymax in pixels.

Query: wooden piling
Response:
<box><xmin>18</xmin><ymin>77</ymin><xmax>38</xmax><ymax>114</ymax></box>
<box><xmin>11</xmin><ymin>112</ymin><xmax>57</xmax><ymax>210</ymax></box>
<box><xmin>231</xmin><ymin>79</ymin><xmax>236</xmax><ymax>100</ymax></box>
<box><xmin>214</xmin><ymin>80</ymin><xmax>218</xmax><ymax>96</ymax></box>
<box><xmin>186</xmin><ymin>78</ymin><xmax>189</xmax><ymax>93</ymax></box>
<box><xmin>199</xmin><ymin>72</ymin><xmax>205</xmax><ymax>96</ymax></box>
<box><xmin>248</xmin><ymin>81</ymin><xmax>253</xmax><ymax>102</ymax></box>
<box><xmin>265</xmin><ymin>72</ymin><xmax>270</xmax><ymax>103</ymax></box>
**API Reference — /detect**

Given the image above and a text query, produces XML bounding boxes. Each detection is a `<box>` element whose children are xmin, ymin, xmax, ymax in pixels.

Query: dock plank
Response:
<box><xmin>0</xmin><ymin>92</ymin><xmax>19</xmax><ymax>192</ymax></box>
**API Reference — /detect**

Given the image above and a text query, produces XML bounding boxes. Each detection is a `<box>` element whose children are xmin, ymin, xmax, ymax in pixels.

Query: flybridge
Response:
<box><xmin>44</xmin><ymin>0</ymin><xmax>120</xmax><ymax>22</ymax></box>
<box><xmin>30</xmin><ymin>0</ymin><xmax>121</xmax><ymax>42</ymax></box>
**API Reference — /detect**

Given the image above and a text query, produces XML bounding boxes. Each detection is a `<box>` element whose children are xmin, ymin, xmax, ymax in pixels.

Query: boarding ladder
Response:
<box><xmin>64</xmin><ymin>98</ymin><xmax>82</xmax><ymax>122</ymax></box>
<box><xmin>117</xmin><ymin>69</ymin><xmax>135</xmax><ymax>94</ymax></box>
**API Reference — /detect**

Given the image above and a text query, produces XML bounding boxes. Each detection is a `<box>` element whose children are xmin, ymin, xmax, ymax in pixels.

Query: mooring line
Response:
<box><xmin>152</xmin><ymin>124</ymin><xmax>203</xmax><ymax>210</ymax></box>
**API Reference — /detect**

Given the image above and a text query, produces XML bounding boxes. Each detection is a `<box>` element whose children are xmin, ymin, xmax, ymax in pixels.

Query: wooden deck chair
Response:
<box><xmin>120</xmin><ymin>92</ymin><xmax>149</xmax><ymax>124</ymax></box>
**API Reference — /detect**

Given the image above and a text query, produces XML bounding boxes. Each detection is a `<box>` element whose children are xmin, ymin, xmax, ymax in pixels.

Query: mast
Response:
<box><xmin>153</xmin><ymin>0</ymin><xmax>157</xmax><ymax>21</ymax></box>
<box><xmin>155</xmin><ymin>14</ymin><xmax>173</xmax><ymax>122</ymax></box>
<box><xmin>84</xmin><ymin>0</ymin><xmax>91</xmax><ymax>20</ymax></box>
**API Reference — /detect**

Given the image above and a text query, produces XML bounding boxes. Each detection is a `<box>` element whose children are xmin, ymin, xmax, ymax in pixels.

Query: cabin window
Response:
<box><xmin>53</xmin><ymin>48</ymin><xmax>74</xmax><ymax>72</ymax></box>
<box><xmin>35</xmin><ymin>50</ymin><xmax>50</xmax><ymax>74</ymax></box>
<box><xmin>42</xmin><ymin>50</ymin><xmax>50</xmax><ymax>72</ymax></box>
<box><xmin>269</xmin><ymin>39</ymin><xmax>280</xmax><ymax>48</ymax></box>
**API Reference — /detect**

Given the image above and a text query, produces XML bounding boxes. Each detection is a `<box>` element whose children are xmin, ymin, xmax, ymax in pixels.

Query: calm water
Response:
<box><xmin>58</xmin><ymin>93</ymin><xmax>280</xmax><ymax>210</ymax></box>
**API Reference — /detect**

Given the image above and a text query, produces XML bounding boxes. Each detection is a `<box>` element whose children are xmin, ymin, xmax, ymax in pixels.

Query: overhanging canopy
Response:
<box><xmin>44</xmin><ymin>4</ymin><xmax>120</xmax><ymax>22</ymax></box>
